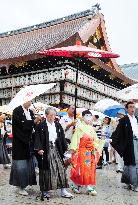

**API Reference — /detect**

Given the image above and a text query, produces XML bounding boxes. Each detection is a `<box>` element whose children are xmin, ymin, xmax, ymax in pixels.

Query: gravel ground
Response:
<box><xmin>0</xmin><ymin>164</ymin><xmax>138</xmax><ymax>205</ymax></box>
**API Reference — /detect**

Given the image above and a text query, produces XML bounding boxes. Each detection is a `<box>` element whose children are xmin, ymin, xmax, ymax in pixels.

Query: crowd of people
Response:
<box><xmin>0</xmin><ymin>100</ymin><xmax>138</xmax><ymax>199</ymax></box>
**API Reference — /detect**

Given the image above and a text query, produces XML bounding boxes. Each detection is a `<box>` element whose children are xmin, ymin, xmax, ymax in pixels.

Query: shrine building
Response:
<box><xmin>0</xmin><ymin>4</ymin><xmax>135</xmax><ymax>108</ymax></box>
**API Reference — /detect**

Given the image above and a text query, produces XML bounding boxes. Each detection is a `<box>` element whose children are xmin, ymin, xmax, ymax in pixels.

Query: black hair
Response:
<box><xmin>82</xmin><ymin>110</ymin><xmax>92</xmax><ymax>117</ymax></box>
<box><xmin>94</xmin><ymin>115</ymin><xmax>99</xmax><ymax>119</ymax></box>
<box><xmin>104</xmin><ymin>116</ymin><xmax>111</xmax><ymax>125</ymax></box>
<box><xmin>67</xmin><ymin>105</ymin><xmax>75</xmax><ymax>110</ymax></box>
<box><xmin>125</xmin><ymin>101</ymin><xmax>135</xmax><ymax>109</ymax></box>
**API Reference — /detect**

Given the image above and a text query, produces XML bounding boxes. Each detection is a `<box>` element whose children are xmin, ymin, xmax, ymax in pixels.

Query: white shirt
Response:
<box><xmin>22</xmin><ymin>106</ymin><xmax>32</xmax><ymax>120</ymax></box>
<box><xmin>60</xmin><ymin>114</ymin><xmax>74</xmax><ymax>140</ymax></box>
<box><xmin>128</xmin><ymin>114</ymin><xmax>138</xmax><ymax>138</ymax></box>
<box><xmin>0</xmin><ymin>126</ymin><xmax>6</xmax><ymax>137</ymax></box>
<box><xmin>46</xmin><ymin>119</ymin><xmax>57</xmax><ymax>144</ymax></box>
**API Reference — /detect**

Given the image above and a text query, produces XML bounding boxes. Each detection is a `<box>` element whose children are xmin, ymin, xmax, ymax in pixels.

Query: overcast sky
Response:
<box><xmin>0</xmin><ymin>0</ymin><xmax>137</xmax><ymax>65</ymax></box>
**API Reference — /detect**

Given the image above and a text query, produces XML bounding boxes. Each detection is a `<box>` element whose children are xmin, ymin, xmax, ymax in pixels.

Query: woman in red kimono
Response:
<box><xmin>70</xmin><ymin>110</ymin><xmax>105</xmax><ymax>195</ymax></box>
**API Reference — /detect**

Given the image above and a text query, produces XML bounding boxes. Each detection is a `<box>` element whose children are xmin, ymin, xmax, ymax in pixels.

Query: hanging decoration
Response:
<box><xmin>14</xmin><ymin>61</ymin><xmax>28</xmax><ymax>68</ymax></box>
<box><xmin>109</xmin><ymin>74</ymin><xmax>115</xmax><ymax>80</ymax></box>
<box><xmin>92</xmin><ymin>65</ymin><xmax>101</xmax><ymax>71</ymax></box>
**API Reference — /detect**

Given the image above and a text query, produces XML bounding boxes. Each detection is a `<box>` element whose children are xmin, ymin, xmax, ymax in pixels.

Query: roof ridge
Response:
<box><xmin>120</xmin><ymin>63</ymin><xmax>138</xmax><ymax>67</ymax></box>
<box><xmin>0</xmin><ymin>5</ymin><xmax>100</xmax><ymax>38</ymax></box>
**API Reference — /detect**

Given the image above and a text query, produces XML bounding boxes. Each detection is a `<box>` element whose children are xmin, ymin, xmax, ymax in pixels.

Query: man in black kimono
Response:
<box><xmin>34</xmin><ymin>107</ymin><xmax>73</xmax><ymax>198</ymax></box>
<box><xmin>9</xmin><ymin>101</ymin><xmax>41</xmax><ymax>196</ymax></box>
<box><xmin>111</xmin><ymin>101</ymin><xmax>138</xmax><ymax>192</ymax></box>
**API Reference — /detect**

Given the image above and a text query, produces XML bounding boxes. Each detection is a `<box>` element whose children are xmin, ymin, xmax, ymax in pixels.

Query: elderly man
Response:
<box><xmin>111</xmin><ymin>101</ymin><xmax>138</xmax><ymax>191</ymax></box>
<box><xmin>9</xmin><ymin>101</ymin><xmax>41</xmax><ymax>196</ymax></box>
<box><xmin>34</xmin><ymin>107</ymin><xmax>73</xmax><ymax>198</ymax></box>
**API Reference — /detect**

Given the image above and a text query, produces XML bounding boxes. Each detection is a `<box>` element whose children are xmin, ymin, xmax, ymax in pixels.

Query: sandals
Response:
<box><xmin>86</xmin><ymin>188</ymin><xmax>97</xmax><ymax>196</ymax></box>
<box><xmin>61</xmin><ymin>193</ymin><xmax>74</xmax><ymax>198</ymax></box>
<box><xmin>70</xmin><ymin>184</ymin><xmax>80</xmax><ymax>194</ymax></box>
<box><xmin>43</xmin><ymin>192</ymin><xmax>50</xmax><ymax>199</ymax></box>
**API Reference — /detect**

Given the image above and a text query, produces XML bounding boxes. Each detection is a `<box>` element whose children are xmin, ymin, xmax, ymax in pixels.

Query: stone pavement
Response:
<box><xmin>0</xmin><ymin>164</ymin><xmax>138</xmax><ymax>205</ymax></box>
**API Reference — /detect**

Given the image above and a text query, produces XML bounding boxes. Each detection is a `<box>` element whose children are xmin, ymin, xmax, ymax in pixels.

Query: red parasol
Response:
<box><xmin>37</xmin><ymin>41</ymin><xmax>120</xmax><ymax>119</ymax></box>
<box><xmin>38</xmin><ymin>41</ymin><xmax>119</xmax><ymax>58</ymax></box>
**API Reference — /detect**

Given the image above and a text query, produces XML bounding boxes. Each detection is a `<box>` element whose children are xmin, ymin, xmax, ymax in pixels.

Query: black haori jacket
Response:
<box><xmin>34</xmin><ymin>120</ymin><xmax>68</xmax><ymax>170</ymax></box>
<box><xmin>12</xmin><ymin>106</ymin><xmax>35</xmax><ymax>160</ymax></box>
<box><xmin>111</xmin><ymin>115</ymin><xmax>138</xmax><ymax>166</ymax></box>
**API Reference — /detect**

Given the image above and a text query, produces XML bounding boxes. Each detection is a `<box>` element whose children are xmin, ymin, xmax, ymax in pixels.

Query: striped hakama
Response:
<box><xmin>39</xmin><ymin>143</ymin><xmax>68</xmax><ymax>191</ymax></box>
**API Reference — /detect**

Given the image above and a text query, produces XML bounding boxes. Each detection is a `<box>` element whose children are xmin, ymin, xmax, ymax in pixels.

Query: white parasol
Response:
<box><xmin>94</xmin><ymin>99</ymin><xmax>121</xmax><ymax>112</ymax></box>
<box><xmin>8</xmin><ymin>83</ymin><xmax>56</xmax><ymax>111</ymax></box>
<box><xmin>117</xmin><ymin>83</ymin><xmax>138</xmax><ymax>101</ymax></box>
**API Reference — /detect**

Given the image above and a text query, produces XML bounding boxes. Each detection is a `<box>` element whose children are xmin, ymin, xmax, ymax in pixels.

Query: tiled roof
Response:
<box><xmin>120</xmin><ymin>63</ymin><xmax>138</xmax><ymax>81</ymax></box>
<box><xmin>0</xmin><ymin>8</ymin><xmax>99</xmax><ymax>62</ymax></box>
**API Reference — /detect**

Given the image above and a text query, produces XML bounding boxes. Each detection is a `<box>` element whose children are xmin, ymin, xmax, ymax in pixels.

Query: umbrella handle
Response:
<box><xmin>74</xmin><ymin>60</ymin><xmax>79</xmax><ymax>120</ymax></box>
<box><xmin>32</xmin><ymin>102</ymin><xmax>41</xmax><ymax>123</ymax></box>
<box><xmin>32</xmin><ymin>102</ymin><xmax>39</xmax><ymax>113</ymax></box>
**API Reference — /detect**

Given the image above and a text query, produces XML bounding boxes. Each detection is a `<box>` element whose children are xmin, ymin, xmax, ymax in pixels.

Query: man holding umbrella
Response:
<box><xmin>9</xmin><ymin>101</ymin><xmax>41</xmax><ymax>196</ymax></box>
<box><xmin>8</xmin><ymin>83</ymin><xmax>55</xmax><ymax>196</ymax></box>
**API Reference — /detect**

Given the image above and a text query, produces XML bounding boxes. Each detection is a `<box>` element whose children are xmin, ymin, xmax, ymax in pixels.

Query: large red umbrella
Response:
<box><xmin>38</xmin><ymin>41</ymin><xmax>119</xmax><ymax>119</ymax></box>
<box><xmin>38</xmin><ymin>41</ymin><xmax>119</xmax><ymax>58</ymax></box>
